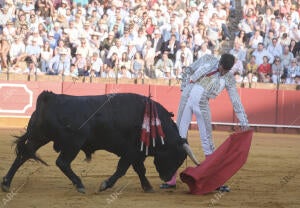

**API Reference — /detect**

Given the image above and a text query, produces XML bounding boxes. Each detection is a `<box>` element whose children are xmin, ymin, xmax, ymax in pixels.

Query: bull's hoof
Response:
<box><xmin>99</xmin><ymin>180</ymin><xmax>109</xmax><ymax>192</ymax></box>
<box><xmin>76</xmin><ymin>187</ymin><xmax>86</xmax><ymax>194</ymax></box>
<box><xmin>1</xmin><ymin>182</ymin><xmax>10</xmax><ymax>192</ymax></box>
<box><xmin>1</xmin><ymin>178</ymin><xmax>10</xmax><ymax>192</ymax></box>
<box><xmin>143</xmin><ymin>186</ymin><xmax>154</xmax><ymax>193</ymax></box>
<box><xmin>75</xmin><ymin>184</ymin><xmax>86</xmax><ymax>194</ymax></box>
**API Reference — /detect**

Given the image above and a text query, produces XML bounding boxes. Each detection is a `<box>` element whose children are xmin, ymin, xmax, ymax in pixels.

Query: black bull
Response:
<box><xmin>1</xmin><ymin>91</ymin><xmax>198</xmax><ymax>193</ymax></box>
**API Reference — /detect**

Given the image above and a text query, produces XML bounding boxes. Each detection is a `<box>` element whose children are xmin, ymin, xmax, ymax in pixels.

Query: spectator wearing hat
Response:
<box><xmin>75</xmin><ymin>38</ymin><xmax>92</xmax><ymax>59</ymax></box>
<box><xmin>125</xmin><ymin>40</ymin><xmax>136</xmax><ymax>60</ymax></box>
<box><xmin>89</xmin><ymin>32</ymin><xmax>101</xmax><ymax>52</ymax></box>
<box><xmin>79</xmin><ymin>21</ymin><xmax>94</xmax><ymax>40</ymax></box>
<box><xmin>48</xmin><ymin>48</ymin><xmax>71</xmax><ymax>75</ymax></box>
<box><xmin>155</xmin><ymin>50</ymin><xmax>174</xmax><ymax>78</ymax></box>
<box><xmin>197</xmin><ymin>42</ymin><xmax>212</xmax><ymax>59</ymax></box>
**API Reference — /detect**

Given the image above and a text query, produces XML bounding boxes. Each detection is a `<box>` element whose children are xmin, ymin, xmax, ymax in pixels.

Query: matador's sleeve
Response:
<box><xmin>225</xmin><ymin>74</ymin><xmax>249</xmax><ymax>127</ymax></box>
<box><xmin>189</xmin><ymin>55</ymin><xmax>219</xmax><ymax>82</ymax></box>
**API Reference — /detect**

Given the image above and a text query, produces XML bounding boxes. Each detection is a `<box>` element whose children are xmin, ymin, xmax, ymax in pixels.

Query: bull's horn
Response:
<box><xmin>183</xmin><ymin>143</ymin><xmax>200</xmax><ymax>166</ymax></box>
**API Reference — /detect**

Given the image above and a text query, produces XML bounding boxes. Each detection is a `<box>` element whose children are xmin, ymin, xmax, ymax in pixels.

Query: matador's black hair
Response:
<box><xmin>219</xmin><ymin>53</ymin><xmax>235</xmax><ymax>71</ymax></box>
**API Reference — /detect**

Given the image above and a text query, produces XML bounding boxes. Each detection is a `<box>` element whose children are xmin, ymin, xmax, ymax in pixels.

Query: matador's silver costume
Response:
<box><xmin>178</xmin><ymin>54</ymin><xmax>248</xmax><ymax>156</ymax></box>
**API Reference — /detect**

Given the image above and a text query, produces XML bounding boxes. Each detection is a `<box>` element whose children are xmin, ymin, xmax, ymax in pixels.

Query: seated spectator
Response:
<box><xmin>249</xmin><ymin>30</ymin><xmax>264</xmax><ymax>50</ymax></box>
<box><xmin>130</xmin><ymin>52</ymin><xmax>144</xmax><ymax>79</ymax></box>
<box><xmin>230</xmin><ymin>42</ymin><xmax>247</xmax><ymax>63</ymax></box>
<box><xmin>127</xmin><ymin>41</ymin><xmax>137</xmax><ymax>60</ymax></box>
<box><xmin>142</xmin><ymin>40</ymin><xmax>156</xmax><ymax>78</ymax></box>
<box><xmin>163</xmin><ymin>34</ymin><xmax>180</xmax><ymax>63</ymax></box>
<box><xmin>263</xmin><ymin>29</ymin><xmax>275</xmax><ymax>48</ymax></box>
<box><xmin>197</xmin><ymin>42</ymin><xmax>212</xmax><ymax>59</ymax></box>
<box><xmin>88</xmin><ymin>52</ymin><xmax>103</xmax><ymax>77</ymax></box>
<box><xmin>174</xmin><ymin>51</ymin><xmax>189</xmax><ymax>79</ymax></box>
<box><xmin>155</xmin><ymin>50</ymin><xmax>174</xmax><ymax>79</ymax></box>
<box><xmin>285</xmin><ymin>58</ymin><xmax>299</xmax><ymax>84</ymax></box>
<box><xmin>175</xmin><ymin>42</ymin><xmax>193</xmax><ymax>67</ymax></box>
<box><xmin>279</xmin><ymin>33</ymin><xmax>291</xmax><ymax>48</ymax></box>
<box><xmin>48</xmin><ymin>48</ymin><xmax>71</xmax><ymax>75</ymax></box>
<box><xmin>288</xmin><ymin>39</ymin><xmax>300</xmax><ymax>57</ymax></box>
<box><xmin>234</xmin><ymin>30</ymin><xmax>248</xmax><ymax>49</ymax></box>
<box><xmin>258</xmin><ymin>55</ymin><xmax>272</xmax><ymax>82</ymax></box>
<box><xmin>106</xmin><ymin>38</ymin><xmax>127</xmax><ymax>60</ymax></box>
<box><xmin>118</xmin><ymin>65</ymin><xmax>132</xmax><ymax>78</ymax></box>
<box><xmin>24</xmin><ymin>60</ymin><xmax>42</xmax><ymax>75</ymax></box>
<box><xmin>230</xmin><ymin>55</ymin><xmax>245</xmax><ymax>83</ymax></box>
<box><xmin>72</xmin><ymin>49</ymin><xmax>88</xmax><ymax>76</ymax></box>
<box><xmin>267</xmin><ymin>37</ymin><xmax>283</xmax><ymax>58</ymax></box>
<box><xmin>245</xmin><ymin>55</ymin><xmax>258</xmax><ymax>87</ymax></box>
<box><xmin>252</xmin><ymin>42</ymin><xmax>274</xmax><ymax>65</ymax></box>
<box><xmin>118</xmin><ymin>52</ymin><xmax>131</xmax><ymax>72</ymax></box>
<box><xmin>271</xmin><ymin>56</ymin><xmax>284</xmax><ymax>84</ymax></box>
<box><xmin>102</xmin><ymin>52</ymin><xmax>118</xmax><ymax>78</ymax></box>
<box><xmin>9</xmin><ymin>35</ymin><xmax>26</xmax><ymax>70</ymax></box>
<box><xmin>281</xmin><ymin>45</ymin><xmax>294</xmax><ymax>71</ymax></box>
<box><xmin>40</xmin><ymin>41</ymin><xmax>53</xmax><ymax>73</ymax></box>
<box><xmin>24</xmin><ymin>38</ymin><xmax>41</xmax><ymax>66</ymax></box>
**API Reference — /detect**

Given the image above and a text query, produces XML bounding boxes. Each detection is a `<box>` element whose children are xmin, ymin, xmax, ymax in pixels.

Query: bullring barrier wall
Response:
<box><xmin>0</xmin><ymin>77</ymin><xmax>300</xmax><ymax>134</ymax></box>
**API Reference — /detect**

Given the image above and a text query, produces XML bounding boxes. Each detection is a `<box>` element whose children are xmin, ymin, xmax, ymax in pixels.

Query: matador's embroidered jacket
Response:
<box><xmin>179</xmin><ymin>54</ymin><xmax>248</xmax><ymax>127</ymax></box>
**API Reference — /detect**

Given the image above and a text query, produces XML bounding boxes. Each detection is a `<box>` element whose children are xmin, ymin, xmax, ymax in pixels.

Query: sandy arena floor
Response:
<box><xmin>0</xmin><ymin>129</ymin><xmax>299</xmax><ymax>208</ymax></box>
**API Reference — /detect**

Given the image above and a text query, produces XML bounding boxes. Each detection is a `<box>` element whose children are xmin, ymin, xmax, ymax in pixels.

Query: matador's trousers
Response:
<box><xmin>177</xmin><ymin>84</ymin><xmax>215</xmax><ymax>156</ymax></box>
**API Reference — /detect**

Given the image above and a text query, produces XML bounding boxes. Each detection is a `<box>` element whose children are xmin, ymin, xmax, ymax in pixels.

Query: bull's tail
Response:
<box><xmin>14</xmin><ymin>134</ymin><xmax>48</xmax><ymax>166</ymax></box>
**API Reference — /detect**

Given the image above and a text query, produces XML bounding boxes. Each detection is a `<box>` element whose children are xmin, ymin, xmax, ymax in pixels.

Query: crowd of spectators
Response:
<box><xmin>231</xmin><ymin>0</ymin><xmax>300</xmax><ymax>86</ymax></box>
<box><xmin>0</xmin><ymin>0</ymin><xmax>299</xmax><ymax>85</ymax></box>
